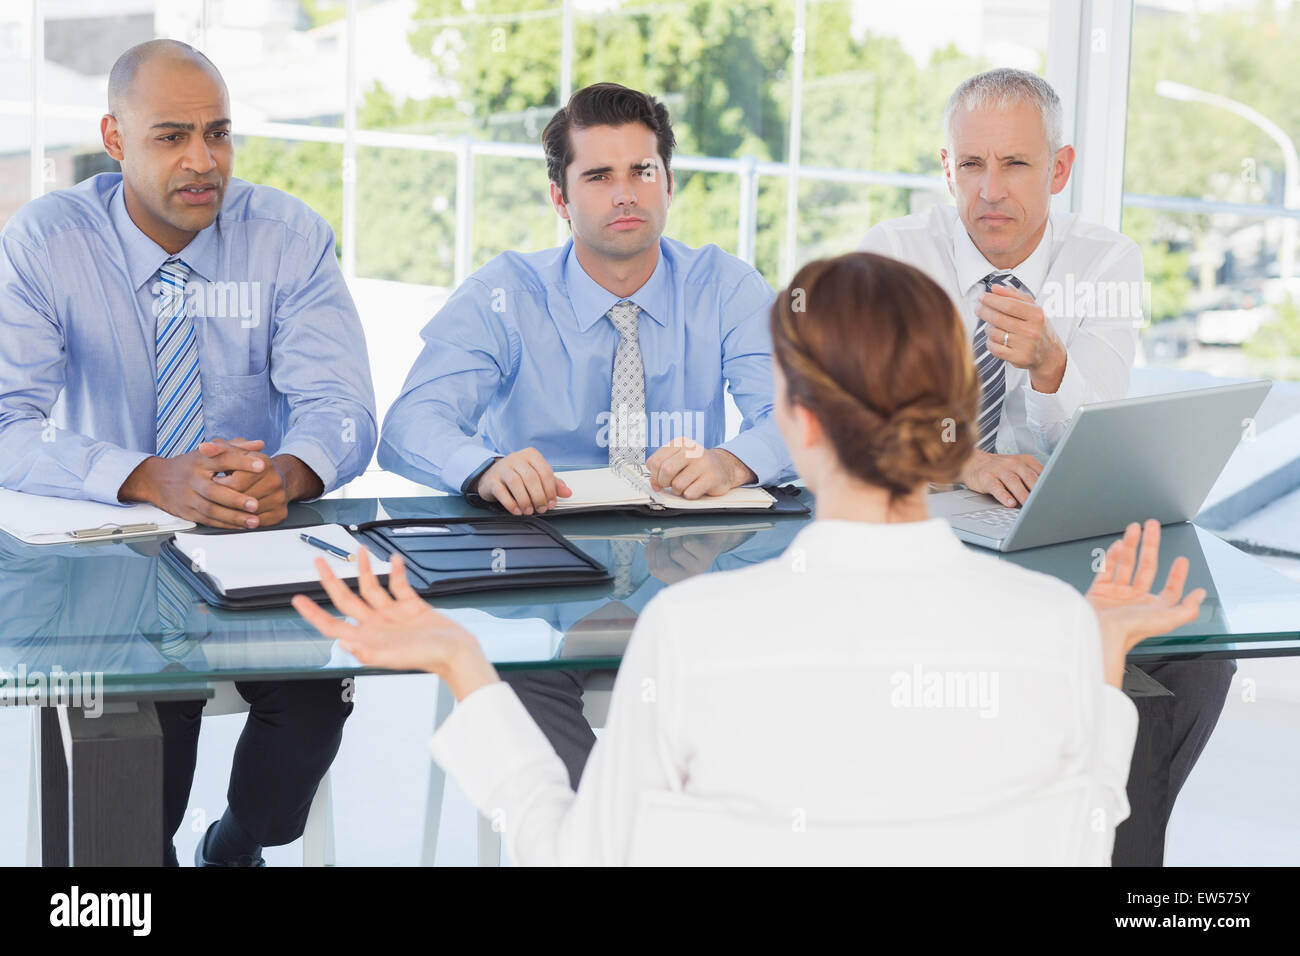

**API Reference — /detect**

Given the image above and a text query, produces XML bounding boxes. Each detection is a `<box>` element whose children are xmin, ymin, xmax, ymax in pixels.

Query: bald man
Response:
<box><xmin>0</xmin><ymin>40</ymin><xmax>377</xmax><ymax>865</ymax></box>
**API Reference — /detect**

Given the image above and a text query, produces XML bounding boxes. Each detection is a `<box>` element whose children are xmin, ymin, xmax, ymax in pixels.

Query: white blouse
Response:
<box><xmin>429</xmin><ymin>517</ymin><xmax>1138</xmax><ymax>865</ymax></box>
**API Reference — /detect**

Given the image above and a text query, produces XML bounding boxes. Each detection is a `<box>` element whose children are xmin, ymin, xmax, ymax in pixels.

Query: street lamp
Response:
<box><xmin>1156</xmin><ymin>79</ymin><xmax>1298</xmax><ymax>285</ymax></box>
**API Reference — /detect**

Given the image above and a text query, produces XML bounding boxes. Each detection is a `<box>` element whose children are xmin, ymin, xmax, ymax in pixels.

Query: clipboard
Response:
<box><xmin>160</xmin><ymin>515</ymin><xmax>613</xmax><ymax>610</ymax></box>
<box><xmin>0</xmin><ymin>487</ymin><xmax>195</xmax><ymax>545</ymax></box>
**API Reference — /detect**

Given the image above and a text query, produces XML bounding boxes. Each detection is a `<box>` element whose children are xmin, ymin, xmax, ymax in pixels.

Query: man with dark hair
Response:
<box><xmin>381</xmin><ymin>81</ymin><xmax>788</xmax><ymax>506</ymax></box>
<box><xmin>0</xmin><ymin>39</ymin><xmax>377</xmax><ymax>865</ymax></box>
<box><xmin>542</xmin><ymin>81</ymin><xmax>677</xmax><ymax>204</ymax></box>
<box><xmin>380</xmin><ymin>82</ymin><xmax>793</xmax><ymax>785</ymax></box>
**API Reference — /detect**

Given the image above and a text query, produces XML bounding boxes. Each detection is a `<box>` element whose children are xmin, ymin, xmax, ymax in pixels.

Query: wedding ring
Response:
<box><xmin>1003</xmin><ymin>331</ymin><xmax>1010</xmax><ymax>347</ymax></box>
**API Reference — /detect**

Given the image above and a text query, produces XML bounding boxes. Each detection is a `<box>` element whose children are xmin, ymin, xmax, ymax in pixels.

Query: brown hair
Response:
<box><xmin>542</xmin><ymin>82</ymin><xmax>676</xmax><ymax>201</ymax></box>
<box><xmin>770</xmin><ymin>252</ymin><xmax>979</xmax><ymax>499</ymax></box>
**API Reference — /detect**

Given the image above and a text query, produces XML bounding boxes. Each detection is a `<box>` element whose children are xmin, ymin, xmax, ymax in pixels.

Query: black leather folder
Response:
<box><xmin>160</xmin><ymin>515</ymin><xmax>612</xmax><ymax>610</ymax></box>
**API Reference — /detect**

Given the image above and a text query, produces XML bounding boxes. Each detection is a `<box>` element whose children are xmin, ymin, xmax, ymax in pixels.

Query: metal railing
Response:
<box><xmin>5</xmin><ymin>102</ymin><xmax>1300</xmax><ymax>290</ymax></box>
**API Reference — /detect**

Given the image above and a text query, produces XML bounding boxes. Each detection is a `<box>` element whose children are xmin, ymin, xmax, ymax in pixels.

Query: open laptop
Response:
<box><xmin>929</xmin><ymin>380</ymin><xmax>1272</xmax><ymax>552</ymax></box>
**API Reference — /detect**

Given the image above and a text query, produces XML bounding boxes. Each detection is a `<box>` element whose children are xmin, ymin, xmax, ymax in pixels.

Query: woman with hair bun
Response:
<box><xmin>294</xmin><ymin>252</ymin><xmax>1203</xmax><ymax>866</ymax></box>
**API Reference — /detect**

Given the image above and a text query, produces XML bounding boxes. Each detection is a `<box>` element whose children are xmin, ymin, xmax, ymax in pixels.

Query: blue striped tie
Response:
<box><xmin>155</xmin><ymin>258</ymin><xmax>205</xmax><ymax>458</ymax></box>
<box><xmin>155</xmin><ymin>557</ymin><xmax>195</xmax><ymax>655</ymax></box>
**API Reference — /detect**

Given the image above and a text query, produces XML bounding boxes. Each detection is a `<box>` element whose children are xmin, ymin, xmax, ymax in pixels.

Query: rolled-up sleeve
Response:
<box><xmin>716</xmin><ymin>271</ymin><xmax>794</xmax><ymax>485</ymax></box>
<box><xmin>0</xmin><ymin>232</ymin><xmax>151</xmax><ymax>502</ymax></box>
<box><xmin>377</xmin><ymin>278</ymin><xmax>514</xmax><ymax>493</ymax></box>
<box><xmin>269</xmin><ymin>218</ymin><xmax>378</xmax><ymax>493</ymax></box>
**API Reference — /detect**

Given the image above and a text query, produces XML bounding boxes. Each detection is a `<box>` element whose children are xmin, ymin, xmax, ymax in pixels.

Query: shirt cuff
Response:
<box><xmin>275</xmin><ymin>436</ymin><xmax>337</xmax><ymax>497</ymax></box>
<box><xmin>427</xmin><ymin>680</ymin><xmax>568</xmax><ymax>812</ymax></box>
<box><xmin>86</xmin><ymin>446</ymin><xmax>153</xmax><ymax>505</ymax></box>
<box><xmin>1023</xmin><ymin>347</ymin><xmax>1085</xmax><ymax>430</ymax></box>
<box><xmin>460</xmin><ymin>455</ymin><xmax>500</xmax><ymax>495</ymax></box>
<box><xmin>718</xmin><ymin>428</ymin><xmax>790</xmax><ymax>486</ymax></box>
<box><xmin>1099</xmin><ymin>683</ymin><xmax>1140</xmax><ymax>793</ymax></box>
<box><xmin>443</xmin><ymin>442</ymin><xmax>500</xmax><ymax>495</ymax></box>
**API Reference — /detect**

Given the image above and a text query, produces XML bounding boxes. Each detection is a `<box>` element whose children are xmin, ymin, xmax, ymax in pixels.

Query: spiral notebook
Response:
<box><xmin>469</xmin><ymin>461</ymin><xmax>808</xmax><ymax>517</ymax></box>
<box><xmin>554</xmin><ymin>463</ymin><xmax>774</xmax><ymax>511</ymax></box>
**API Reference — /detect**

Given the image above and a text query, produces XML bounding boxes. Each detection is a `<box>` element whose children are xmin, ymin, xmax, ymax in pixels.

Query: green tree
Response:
<box><xmin>1124</xmin><ymin>1</ymin><xmax>1300</xmax><ymax>321</ymax></box>
<box><xmin>235</xmin><ymin>0</ymin><xmax>1298</xmax><ymax>340</ymax></box>
<box><xmin>1244</xmin><ymin>298</ymin><xmax>1300</xmax><ymax>378</ymax></box>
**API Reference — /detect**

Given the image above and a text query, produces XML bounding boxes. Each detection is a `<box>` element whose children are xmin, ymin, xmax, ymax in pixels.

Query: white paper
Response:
<box><xmin>0</xmin><ymin>487</ymin><xmax>194</xmax><ymax>544</ymax></box>
<box><xmin>551</xmin><ymin>467</ymin><xmax>775</xmax><ymax>511</ymax></box>
<box><xmin>552</xmin><ymin>468</ymin><xmax>651</xmax><ymax>509</ymax></box>
<box><xmin>648</xmin><ymin>484</ymin><xmax>776</xmax><ymax>510</ymax></box>
<box><xmin>171</xmin><ymin>523</ymin><xmax>390</xmax><ymax>593</ymax></box>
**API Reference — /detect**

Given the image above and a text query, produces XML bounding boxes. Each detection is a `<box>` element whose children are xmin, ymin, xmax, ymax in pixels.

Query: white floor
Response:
<box><xmin>2</xmin><ymin>657</ymin><xmax>1298</xmax><ymax>866</ymax></box>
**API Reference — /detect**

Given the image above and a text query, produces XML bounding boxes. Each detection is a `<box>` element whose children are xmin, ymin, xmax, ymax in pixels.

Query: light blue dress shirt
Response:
<box><xmin>378</xmin><ymin>237</ymin><xmax>794</xmax><ymax>493</ymax></box>
<box><xmin>0</xmin><ymin>173</ymin><xmax>377</xmax><ymax>503</ymax></box>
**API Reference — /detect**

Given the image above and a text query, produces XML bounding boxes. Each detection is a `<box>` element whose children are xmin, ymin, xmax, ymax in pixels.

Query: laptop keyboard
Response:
<box><xmin>957</xmin><ymin>507</ymin><xmax>1021</xmax><ymax>530</ymax></box>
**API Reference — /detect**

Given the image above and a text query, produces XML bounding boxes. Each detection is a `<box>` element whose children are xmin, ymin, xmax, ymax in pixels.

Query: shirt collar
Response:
<box><xmin>563</xmin><ymin>238</ymin><xmax>671</xmax><ymax>333</ymax></box>
<box><xmin>109</xmin><ymin>179</ymin><xmax>221</xmax><ymax>290</ymax></box>
<box><xmin>952</xmin><ymin>214</ymin><xmax>1053</xmax><ymax>299</ymax></box>
<box><xmin>782</xmin><ymin>517</ymin><xmax>966</xmax><ymax>572</ymax></box>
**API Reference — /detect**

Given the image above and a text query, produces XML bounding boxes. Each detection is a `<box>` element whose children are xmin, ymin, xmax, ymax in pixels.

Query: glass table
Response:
<box><xmin>6</xmin><ymin>491</ymin><xmax>1299</xmax><ymax>864</ymax></box>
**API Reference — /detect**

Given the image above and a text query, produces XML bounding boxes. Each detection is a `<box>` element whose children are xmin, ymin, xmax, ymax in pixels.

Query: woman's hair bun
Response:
<box><xmin>770</xmin><ymin>252</ymin><xmax>981</xmax><ymax>498</ymax></box>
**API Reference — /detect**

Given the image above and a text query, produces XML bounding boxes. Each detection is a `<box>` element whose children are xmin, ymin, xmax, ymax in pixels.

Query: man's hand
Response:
<box><xmin>207</xmin><ymin>438</ymin><xmax>287</xmax><ymax>525</ymax></box>
<box><xmin>646</xmin><ymin>438</ymin><xmax>755</xmax><ymax>500</ymax></box>
<box><xmin>978</xmin><ymin>283</ymin><xmax>1067</xmax><ymax>394</ymax></box>
<box><xmin>1086</xmin><ymin>520</ymin><xmax>1206</xmax><ymax>689</ymax></box>
<box><xmin>292</xmin><ymin>549</ymin><xmax>499</xmax><ymax>702</ymax></box>
<box><xmin>646</xmin><ymin>530</ymin><xmax>754</xmax><ymax>585</ymax></box>
<box><xmin>959</xmin><ymin>449</ymin><xmax>1044</xmax><ymax>507</ymax></box>
<box><xmin>207</xmin><ymin>438</ymin><xmax>322</xmax><ymax>526</ymax></box>
<box><xmin>118</xmin><ymin>440</ymin><xmax>273</xmax><ymax>529</ymax></box>
<box><xmin>473</xmin><ymin>447</ymin><xmax>572</xmax><ymax>515</ymax></box>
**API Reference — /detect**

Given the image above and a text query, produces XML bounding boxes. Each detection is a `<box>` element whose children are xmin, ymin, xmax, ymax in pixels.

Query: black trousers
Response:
<box><xmin>1113</xmin><ymin>658</ymin><xmax>1235</xmax><ymax>866</ymax></box>
<box><xmin>500</xmin><ymin>669</ymin><xmax>598</xmax><ymax>789</ymax></box>
<box><xmin>155</xmin><ymin>678</ymin><xmax>353</xmax><ymax>859</ymax></box>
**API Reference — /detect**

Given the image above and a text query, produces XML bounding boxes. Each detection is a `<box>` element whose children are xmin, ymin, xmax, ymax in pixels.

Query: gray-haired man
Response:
<box><xmin>862</xmin><ymin>68</ymin><xmax>1231</xmax><ymax>866</ymax></box>
<box><xmin>861</xmin><ymin>66</ymin><xmax>1141</xmax><ymax>507</ymax></box>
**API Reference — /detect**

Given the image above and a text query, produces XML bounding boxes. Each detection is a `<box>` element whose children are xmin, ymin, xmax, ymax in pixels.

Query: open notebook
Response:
<box><xmin>170</xmin><ymin>524</ymin><xmax>390</xmax><ymax>593</ymax></box>
<box><xmin>551</xmin><ymin>463</ymin><xmax>777</xmax><ymax>512</ymax></box>
<box><xmin>162</xmin><ymin>515</ymin><xmax>613</xmax><ymax>610</ymax></box>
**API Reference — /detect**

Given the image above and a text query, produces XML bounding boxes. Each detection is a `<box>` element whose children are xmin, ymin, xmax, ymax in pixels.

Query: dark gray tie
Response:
<box><xmin>973</xmin><ymin>272</ymin><xmax>1028</xmax><ymax>453</ymax></box>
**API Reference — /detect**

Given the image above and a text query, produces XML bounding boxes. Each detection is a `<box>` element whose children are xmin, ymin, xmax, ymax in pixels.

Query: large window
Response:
<box><xmin>1123</xmin><ymin>0</ymin><xmax>1300</xmax><ymax>381</ymax></box>
<box><xmin>0</xmin><ymin>6</ymin><xmax>32</xmax><ymax>229</ymax></box>
<box><xmin>0</xmin><ymin>0</ymin><xmax>1055</xmax><ymax>285</ymax></box>
<box><xmin>17</xmin><ymin>2</ymin><xmax>1297</xmax><ymax>407</ymax></box>
<box><xmin>1</xmin><ymin>0</ymin><xmax>1059</xmax><ymax>430</ymax></box>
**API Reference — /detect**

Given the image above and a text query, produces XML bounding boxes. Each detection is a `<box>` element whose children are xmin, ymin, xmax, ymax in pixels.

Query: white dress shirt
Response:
<box><xmin>859</xmin><ymin>204</ymin><xmax>1142</xmax><ymax>455</ymax></box>
<box><xmin>429</xmin><ymin>517</ymin><xmax>1138</xmax><ymax>865</ymax></box>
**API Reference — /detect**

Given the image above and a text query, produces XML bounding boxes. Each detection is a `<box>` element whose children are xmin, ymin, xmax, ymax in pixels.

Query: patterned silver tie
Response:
<box><xmin>607</xmin><ymin>300</ymin><xmax>646</xmax><ymax>471</ymax></box>
<box><xmin>973</xmin><ymin>272</ymin><xmax>1028</xmax><ymax>453</ymax></box>
<box><xmin>609</xmin><ymin>538</ymin><xmax>639</xmax><ymax>599</ymax></box>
